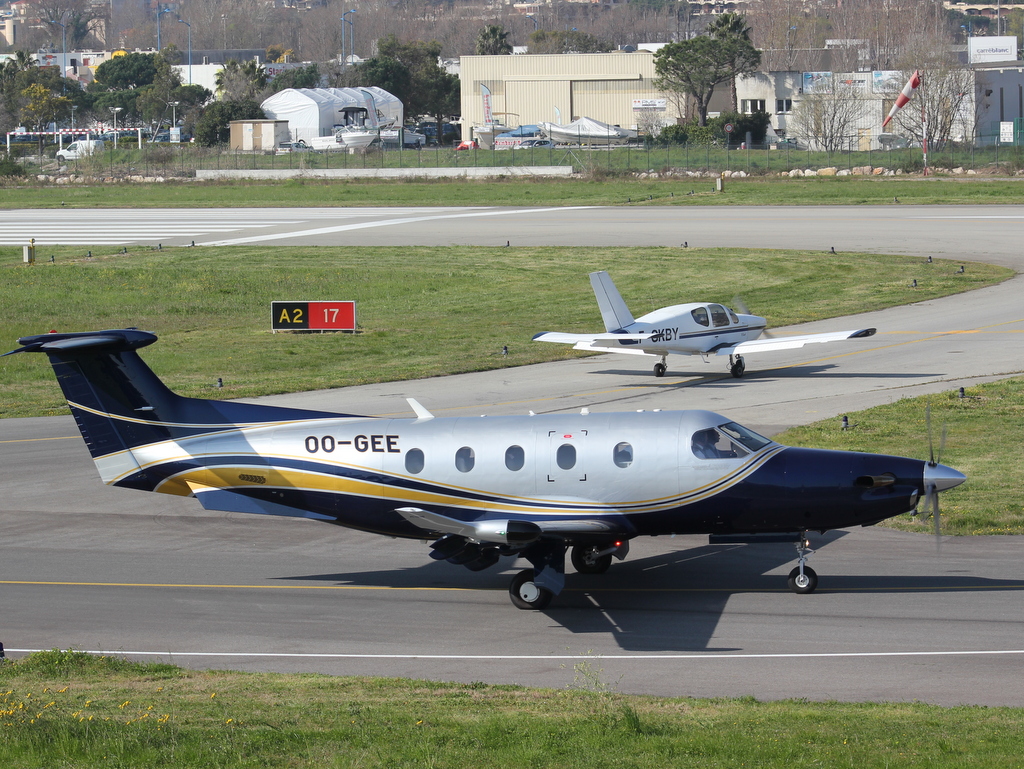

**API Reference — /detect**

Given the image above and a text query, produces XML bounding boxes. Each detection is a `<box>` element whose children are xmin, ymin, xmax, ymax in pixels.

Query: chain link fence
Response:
<box><xmin>8</xmin><ymin>131</ymin><xmax>1024</xmax><ymax>180</ymax></box>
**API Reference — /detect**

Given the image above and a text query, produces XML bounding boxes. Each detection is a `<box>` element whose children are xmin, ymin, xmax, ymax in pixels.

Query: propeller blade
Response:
<box><xmin>731</xmin><ymin>295</ymin><xmax>751</xmax><ymax>315</ymax></box>
<box><xmin>926</xmin><ymin>405</ymin><xmax>934</xmax><ymax>466</ymax></box>
<box><xmin>732</xmin><ymin>295</ymin><xmax>773</xmax><ymax>338</ymax></box>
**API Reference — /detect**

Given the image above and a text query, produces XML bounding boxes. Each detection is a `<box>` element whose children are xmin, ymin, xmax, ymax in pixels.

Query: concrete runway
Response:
<box><xmin>2</xmin><ymin>205</ymin><xmax>1023</xmax><ymax>705</ymax></box>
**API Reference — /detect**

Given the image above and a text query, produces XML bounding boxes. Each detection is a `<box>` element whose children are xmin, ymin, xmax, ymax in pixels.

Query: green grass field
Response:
<box><xmin>2</xmin><ymin>245</ymin><xmax>1007</xmax><ymax>418</ymax></box>
<box><xmin>2</xmin><ymin>650</ymin><xmax>1022</xmax><ymax>769</ymax></box>
<box><xmin>5</xmin><ymin>175</ymin><xmax>1024</xmax><ymax>208</ymax></box>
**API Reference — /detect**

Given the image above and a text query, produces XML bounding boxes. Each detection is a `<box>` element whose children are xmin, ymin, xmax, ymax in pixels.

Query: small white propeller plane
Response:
<box><xmin>533</xmin><ymin>271</ymin><xmax>877</xmax><ymax>378</ymax></box>
<box><xmin>7</xmin><ymin>329</ymin><xmax>964</xmax><ymax>610</ymax></box>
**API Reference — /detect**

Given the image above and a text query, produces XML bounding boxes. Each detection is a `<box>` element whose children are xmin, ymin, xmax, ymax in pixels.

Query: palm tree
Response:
<box><xmin>215</xmin><ymin>59</ymin><xmax>269</xmax><ymax>101</ymax></box>
<box><xmin>476</xmin><ymin>25</ymin><xmax>512</xmax><ymax>56</ymax></box>
<box><xmin>707</xmin><ymin>13</ymin><xmax>757</xmax><ymax>112</ymax></box>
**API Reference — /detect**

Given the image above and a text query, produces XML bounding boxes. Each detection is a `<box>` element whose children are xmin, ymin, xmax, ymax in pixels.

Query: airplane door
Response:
<box><xmin>542</xmin><ymin>429</ymin><xmax>588</xmax><ymax>485</ymax></box>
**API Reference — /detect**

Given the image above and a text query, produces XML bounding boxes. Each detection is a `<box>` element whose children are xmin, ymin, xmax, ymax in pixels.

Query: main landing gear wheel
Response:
<box><xmin>730</xmin><ymin>356</ymin><xmax>746</xmax><ymax>378</ymax></box>
<box><xmin>571</xmin><ymin>545</ymin><xmax>613</xmax><ymax>575</ymax></box>
<box><xmin>787</xmin><ymin>565</ymin><xmax>818</xmax><ymax>594</ymax></box>
<box><xmin>509</xmin><ymin>569</ymin><xmax>553</xmax><ymax>610</ymax></box>
<box><xmin>653</xmin><ymin>362</ymin><xmax>667</xmax><ymax>377</ymax></box>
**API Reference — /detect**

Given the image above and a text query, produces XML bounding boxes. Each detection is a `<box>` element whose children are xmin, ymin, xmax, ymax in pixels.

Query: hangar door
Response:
<box><xmin>506</xmin><ymin>81</ymin><xmax>571</xmax><ymax>126</ymax></box>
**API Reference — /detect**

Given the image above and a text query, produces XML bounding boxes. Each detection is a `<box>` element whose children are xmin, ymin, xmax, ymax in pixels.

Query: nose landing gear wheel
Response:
<box><xmin>653</xmin><ymin>362</ymin><xmax>666</xmax><ymax>377</ymax></box>
<box><xmin>787</xmin><ymin>565</ymin><xmax>818</xmax><ymax>594</ymax></box>
<box><xmin>509</xmin><ymin>569</ymin><xmax>553</xmax><ymax>610</ymax></box>
<box><xmin>729</xmin><ymin>356</ymin><xmax>746</xmax><ymax>378</ymax></box>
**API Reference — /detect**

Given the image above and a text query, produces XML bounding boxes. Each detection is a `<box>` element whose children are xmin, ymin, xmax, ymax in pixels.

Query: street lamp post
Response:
<box><xmin>55</xmin><ymin>17</ymin><xmax>66</xmax><ymax>93</ymax></box>
<box><xmin>341</xmin><ymin>9</ymin><xmax>356</xmax><ymax>67</ymax></box>
<box><xmin>168</xmin><ymin>100</ymin><xmax>179</xmax><ymax>130</ymax></box>
<box><xmin>178</xmin><ymin>19</ymin><xmax>192</xmax><ymax>84</ymax></box>
<box><xmin>156</xmin><ymin>6</ymin><xmax>173</xmax><ymax>51</ymax></box>
<box><xmin>109</xmin><ymin>106</ymin><xmax>123</xmax><ymax>148</ymax></box>
<box><xmin>70</xmin><ymin>104</ymin><xmax>77</xmax><ymax>131</ymax></box>
<box><xmin>525</xmin><ymin>13</ymin><xmax>538</xmax><ymax>31</ymax></box>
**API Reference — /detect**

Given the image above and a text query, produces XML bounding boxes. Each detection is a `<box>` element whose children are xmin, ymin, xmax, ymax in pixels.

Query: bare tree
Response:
<box><xmin>790</xmin><ymin>82</ymin><xmax>865</xmax><ymax>152</ymax></box>
<box><xmin>25</xmin><ymin>0</ymin><xmax>104</xmax><ymax>49</ymax></box>
<box><xmin>889</xmin><ymin>35</ymin><xmax>975</xmax><ymax>149</ymax></box>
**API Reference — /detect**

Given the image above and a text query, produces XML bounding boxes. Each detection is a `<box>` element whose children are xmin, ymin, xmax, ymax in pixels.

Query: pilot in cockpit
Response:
<box><xmin>691</xmin><ymin>429</ymin><xmax>723</xmax><ymax>459</ymax></box>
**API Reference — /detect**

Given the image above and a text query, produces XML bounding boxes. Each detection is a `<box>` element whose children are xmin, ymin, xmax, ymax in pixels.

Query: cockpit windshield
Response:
<box><xmin>691</xmin><ymin>422</ymin><xmax>772</xmax><ymax>460</ymax></box>
<box><xmin>709</xmin><ymin>304</ymin><xmax>731</xmax><ymax>328</ymax></box>
<box><xmin>718</xmin><ymin>422</ymin><xmax>772</xmax><ymax>452</ymax></box>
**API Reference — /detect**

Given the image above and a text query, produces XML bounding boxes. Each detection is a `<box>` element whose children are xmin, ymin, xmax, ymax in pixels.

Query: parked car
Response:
<box><xmin>277</xmin><ymin>139</ymin><xmax>312</xmax><ymax>154</ymax></box>
<box><xmin>454</xmin><ymin>139</ymin><xmax>479</xmax><ymax>151</ymax></box>
<box><xmin>518</xmin><ymin>138</ymin><xmax>555</xmax><ymax>149</ymax></box>
<box><xmin>419</xmin><ymin>122</ymin><xmax>461</xmax><ymax>145</ymax></box>
<box><xmin>56</xmin><ymin>139</ymin><xmax>105</xmax><ymax>162</ymax></box>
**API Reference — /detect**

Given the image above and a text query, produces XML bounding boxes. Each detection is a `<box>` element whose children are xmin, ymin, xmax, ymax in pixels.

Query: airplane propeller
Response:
<box><xmin>918</xmin><ymin>405</ymin><xmax>949</xmax><ymax>549</ymax></box>
<box><xmin>732</xmin><ymin>296</ymin><xmax>773</xmax><ymax>338</ymax></box>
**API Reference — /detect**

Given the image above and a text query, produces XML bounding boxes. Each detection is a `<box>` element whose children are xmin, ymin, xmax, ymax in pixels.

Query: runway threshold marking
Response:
<box><xmin>203</xmin><ymin>206</ymin><xmax>592</xmax><ymax>246</ymax></box>
<box><xmin>6</xmin><ymin>647</ymin><xmax>1024</xmax><ymax>662</ymax></box>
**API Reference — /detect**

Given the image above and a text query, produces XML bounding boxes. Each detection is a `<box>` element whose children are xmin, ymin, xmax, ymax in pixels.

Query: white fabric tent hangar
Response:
<box><xmin>261</xmin><ymin>87</ymin><xmax>403</xmax><ymax>143</ymax></box>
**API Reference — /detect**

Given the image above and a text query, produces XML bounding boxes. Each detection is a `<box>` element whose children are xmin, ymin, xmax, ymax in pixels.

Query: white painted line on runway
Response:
<box><xmin>7</xmin><ymin>648</ymin><xmax>1024</xmax><ymax>661</ymax></box>
<box><xmin>202</xmin><ymin>206</ymin><xmax>595</xmax><ymax>246</ymax></box>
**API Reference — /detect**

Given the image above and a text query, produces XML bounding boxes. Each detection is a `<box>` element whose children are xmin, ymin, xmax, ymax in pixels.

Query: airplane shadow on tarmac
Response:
<box><xmin>277</xmin><ymin>530</ymin><xmax>1024</xmax><ymax>653</ymax></box>
<box><xmin>593</xmin><ymin>364</ymin><xmax>942</xmax><ymax>385</ymax></box>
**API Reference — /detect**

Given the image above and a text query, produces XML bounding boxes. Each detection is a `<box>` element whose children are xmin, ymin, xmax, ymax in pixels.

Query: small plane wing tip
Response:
<box><xmin>850</xmin><ymin>328</ymin><xmax>877</xmax><ymax>339</ymax></box>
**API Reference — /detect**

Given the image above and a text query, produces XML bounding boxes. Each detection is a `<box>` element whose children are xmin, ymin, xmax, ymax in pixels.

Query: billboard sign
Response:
<box><xmin>632</xmin><ymin>98</ymin><xmax>667</xmax><ymax>112</ymax></box>
<box><xmin>969</xmin><ymin>36</ymin><xmax>1018</xmax><ymax>64</ymax></box>
<box><xmin>872</xmin><ymin>71</ymin><xmax>902</xmax><ymax>93</ymax></box>
<box><xmin>802</xmin><ymin>72</ymin><xmax>833</xmax><ymax>94</ymax></box>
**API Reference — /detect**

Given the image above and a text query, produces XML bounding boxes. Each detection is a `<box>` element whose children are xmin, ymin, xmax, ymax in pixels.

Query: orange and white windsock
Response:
<box><xmin>882</xmin><ymin>70</ymin><xmax>921</xmax><ymax>128</ymax></box>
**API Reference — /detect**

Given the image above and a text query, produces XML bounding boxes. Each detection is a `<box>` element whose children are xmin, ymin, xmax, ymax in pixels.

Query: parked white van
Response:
<box><xmin>56</xmin><ymin>140</ymin><xmax>105</xmax><ymax>162</ymax></box>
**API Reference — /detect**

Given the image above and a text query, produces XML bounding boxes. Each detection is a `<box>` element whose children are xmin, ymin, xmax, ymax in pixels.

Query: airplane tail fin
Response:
<box><xmin>589</xmin><ymin>271</ymin><xmax>635</xmax><ymax>332</ymax></box>
<box><xmin>5</xmin><ymin>330</ymin><xmax>351</xmax><ymax>483</ymax></box>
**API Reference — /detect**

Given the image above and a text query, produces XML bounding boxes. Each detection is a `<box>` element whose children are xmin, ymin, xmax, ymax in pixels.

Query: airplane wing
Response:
<box><xmin>532</xmin><ymin>331</ymin><xmax>659</xmax><ymax>357</ymax></box>
<box><xmin>715</xmin><ymin>328</ymin><xmax>876</xmax><ymax>356</ymax></box>
<box><xmin>396</xmin><ymin>507</ymin><xmax>624</xmax><ymax>543</ymax></box>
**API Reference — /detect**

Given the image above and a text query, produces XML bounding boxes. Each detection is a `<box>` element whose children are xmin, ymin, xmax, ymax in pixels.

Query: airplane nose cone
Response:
<box><xmin>924</xmin><ymin>462</ymin><xmax>967</xmax><ymax>492</ymax></box>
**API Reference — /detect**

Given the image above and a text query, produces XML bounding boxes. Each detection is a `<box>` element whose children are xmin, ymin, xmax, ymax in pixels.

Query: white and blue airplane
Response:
<box><xmin>7</xmin><ymin>329</ymin><xmax>964</xmax><ymax>609</ymax></box>
<box><xmin>533</xmin><ymin>271</ymin><xmax>877</xmax><ymax>378</ymax></box>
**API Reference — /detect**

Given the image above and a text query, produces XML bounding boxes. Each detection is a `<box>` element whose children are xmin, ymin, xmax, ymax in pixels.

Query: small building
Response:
<box><xmin>229</xmin><ymin>119</ymin><xmax>290</xmax><ymax>151</ymax></box>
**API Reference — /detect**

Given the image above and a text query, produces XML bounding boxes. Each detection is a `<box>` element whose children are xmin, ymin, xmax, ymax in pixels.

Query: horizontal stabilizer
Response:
<box><xmin>533</xmin><ymin>331</ymin><xmax>660</xmax><ymax>358</ymax></box>
<box><xmin>187</xmin><ymin>483</ymin><xmax>336</xmax><ymax>521</ymax></box>
<box><xmin>716</xmin><ymin>328</ymin><xmax>876</xmax><ymax>356</ymax></box>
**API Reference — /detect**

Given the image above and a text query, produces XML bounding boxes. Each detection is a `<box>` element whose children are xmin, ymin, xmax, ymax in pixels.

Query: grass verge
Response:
<box><xmin>2</xmin><ymin>650</ymin><xmax>1022</xmax><ymax>768</ymax></box>
<box><xmin>5</xmin><ymin>175</ymin><xmax>1024</xmax><ymax>208</ymax></box>
<box><xmin>1</xmin><ymin>245</ymin><xmax>1009</xmax><ymax>418</ymax></box>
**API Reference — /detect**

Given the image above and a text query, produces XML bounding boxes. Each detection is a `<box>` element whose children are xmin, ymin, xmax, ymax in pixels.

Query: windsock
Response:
<box><xmin>882</xmin><ymin>70</ymin><xmax>921</xmax><ymax>128</ymax></box>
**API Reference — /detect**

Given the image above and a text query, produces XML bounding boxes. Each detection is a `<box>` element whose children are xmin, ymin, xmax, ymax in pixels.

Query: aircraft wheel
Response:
<box><xmin>571</xmin><ymin>545</ymin><xmax>612</xmax><ymax>575</ymax></box>
<box><xmin>787</xmin><ymin>566</ymin><xmax>818</xmax><ymax>594</ymax></box>
<box><xmin>509</xmin><ymin>569</ymin><xmax>553</xmax><ymax>610</ymax></box>
<box><xmin>730</xmin><ymin>358</ymin><xmax>746</xmax><ymax>378</ymax></box>
<box><xmin>653</xmin><ymin>363</ymin><xmax>667</xmax><ymax>377</ymax></box>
